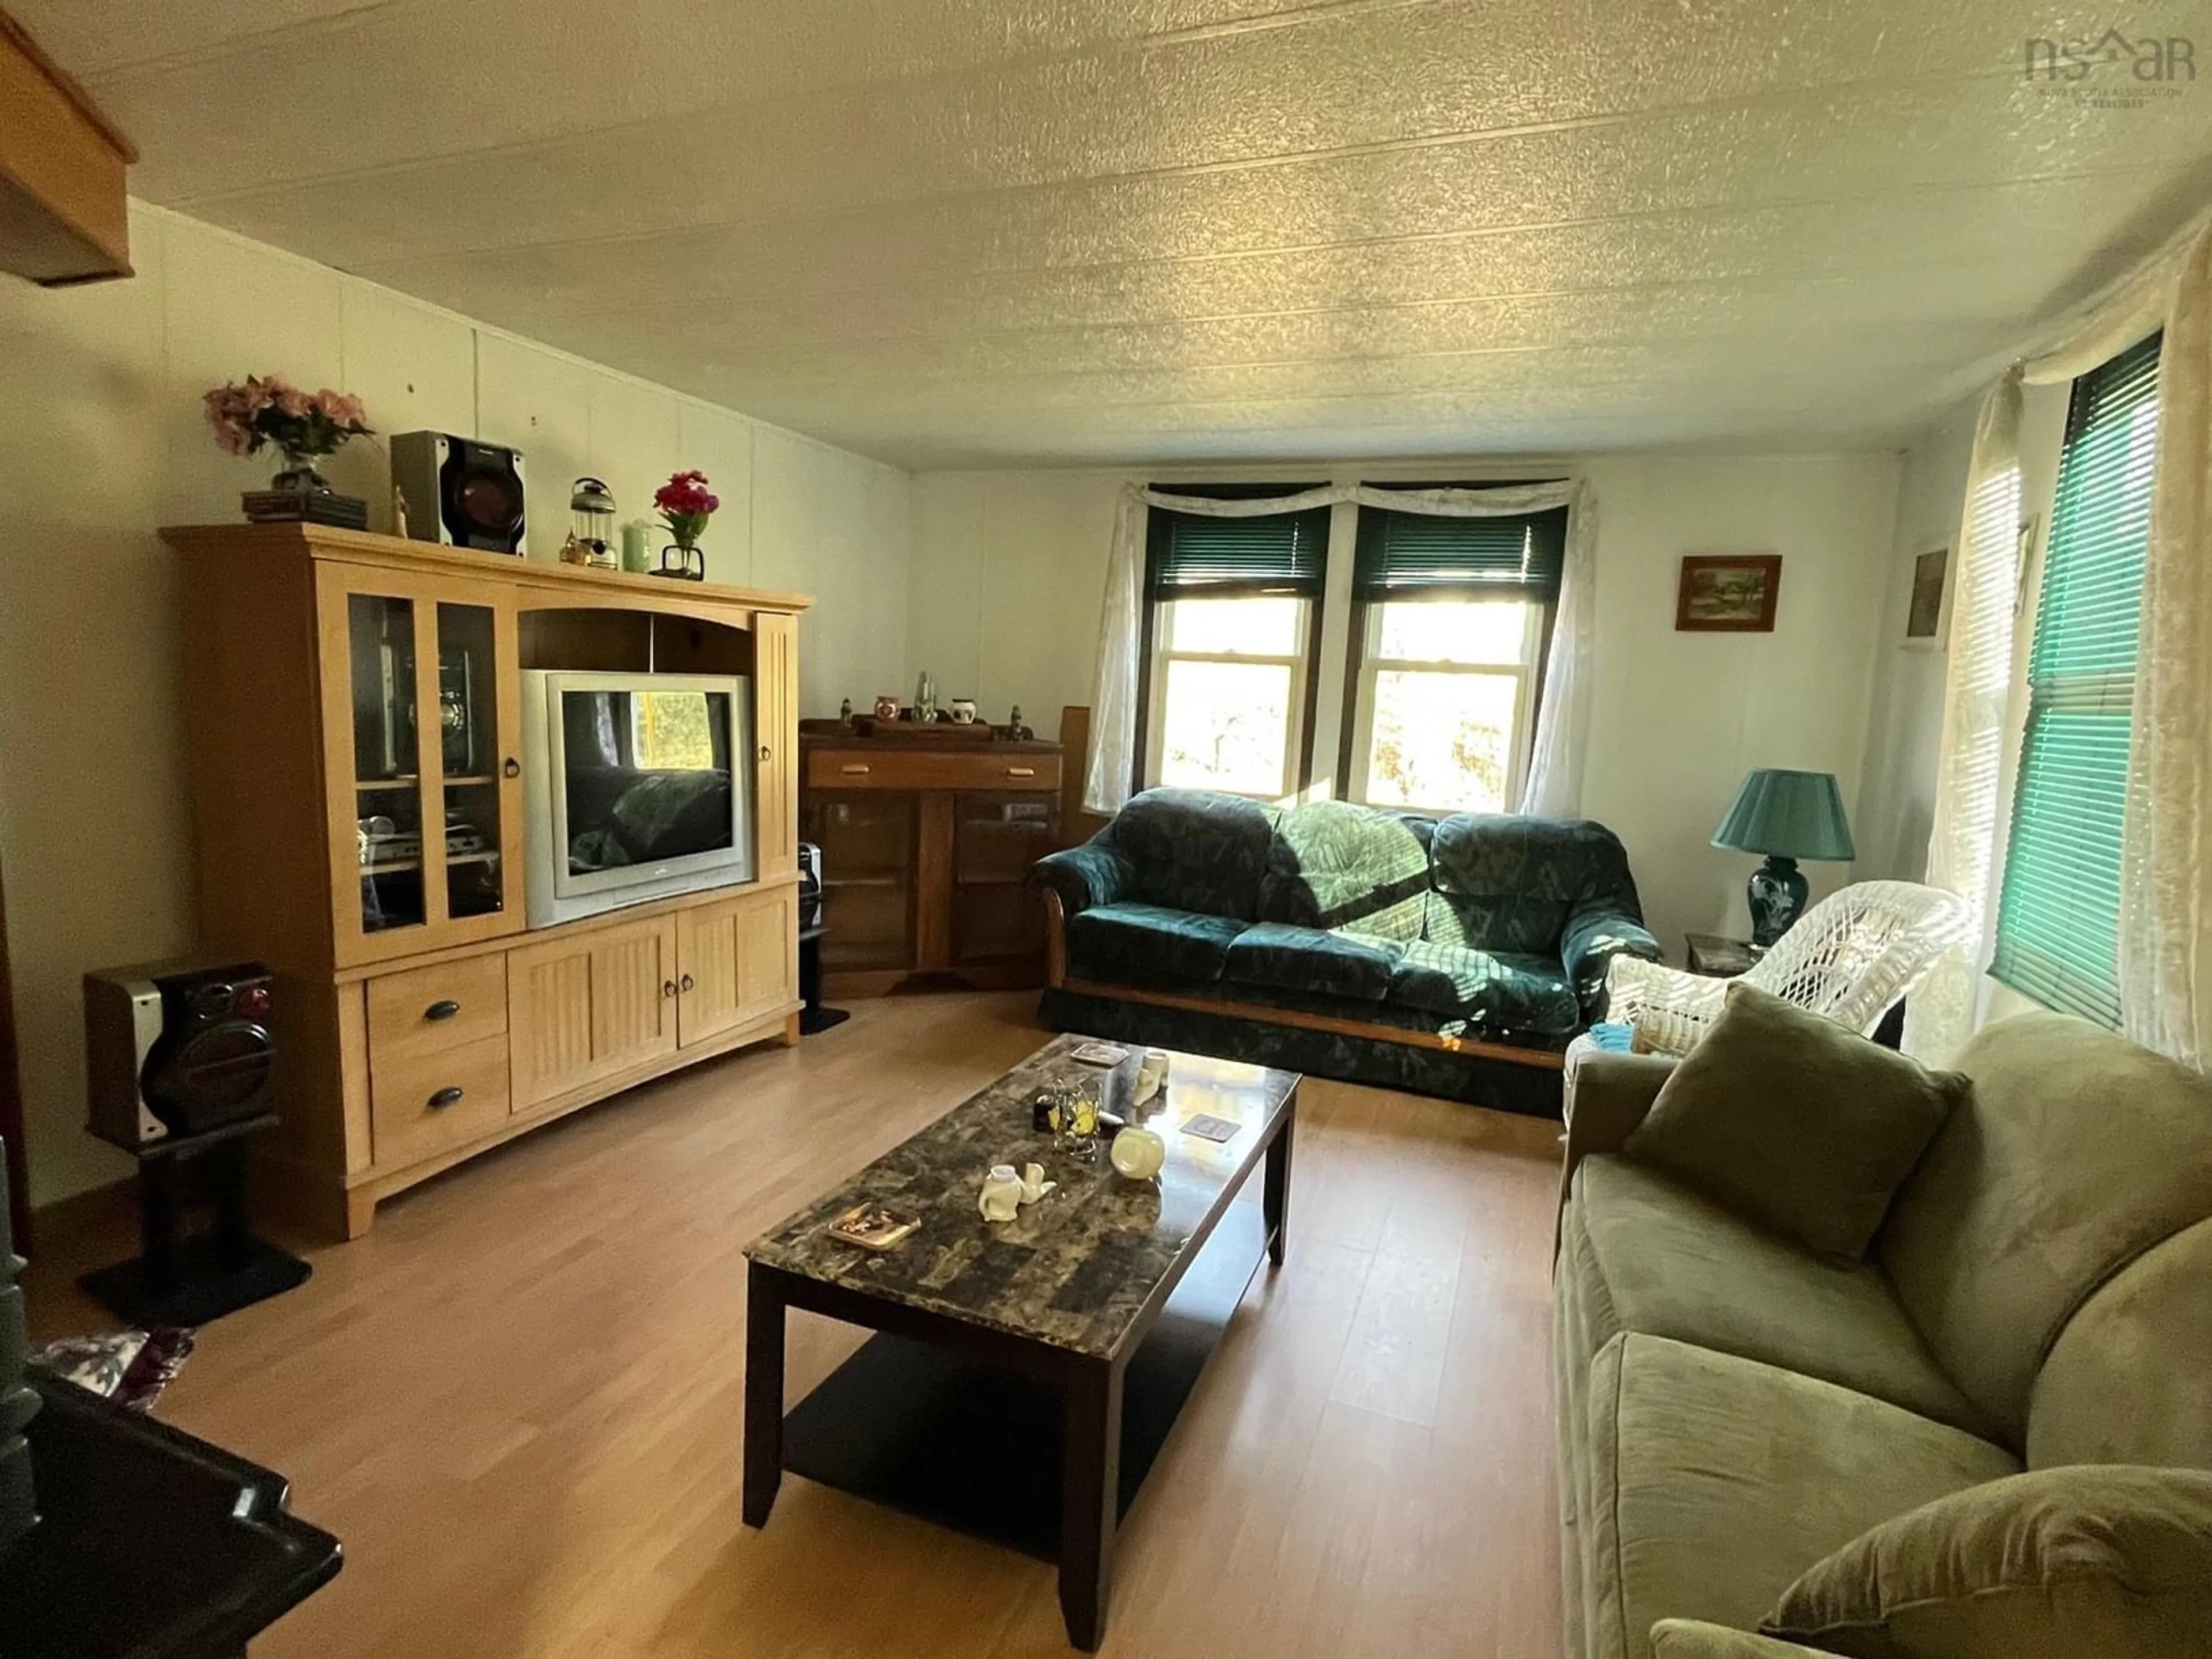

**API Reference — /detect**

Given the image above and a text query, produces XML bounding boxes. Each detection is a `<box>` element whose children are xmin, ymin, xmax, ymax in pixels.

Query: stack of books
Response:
<box><xmin>240</xmin><ymin>489</ymin><xmax>370</xmax><ymax>529</ymax></box>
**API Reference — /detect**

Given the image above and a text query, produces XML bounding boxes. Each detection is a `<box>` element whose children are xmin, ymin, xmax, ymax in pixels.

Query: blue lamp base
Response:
<box><xmin>1747</xmin><ymin>855</ymin><xmax>1808</xmax><ymax>948</ymax></box>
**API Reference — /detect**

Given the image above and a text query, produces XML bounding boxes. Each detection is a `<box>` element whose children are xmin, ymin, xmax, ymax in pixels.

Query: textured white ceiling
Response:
<box><xmin>22</xmin><ymin>0</ymin><xmax>2212</xmax><ymax>468</ymax></box>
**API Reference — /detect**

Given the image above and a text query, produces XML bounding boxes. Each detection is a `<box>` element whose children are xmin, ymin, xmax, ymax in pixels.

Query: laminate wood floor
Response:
<box><xmin>24</xmin><ymin>991</ymin><xmax>1563</xmax><ymax>1659</ymax></box>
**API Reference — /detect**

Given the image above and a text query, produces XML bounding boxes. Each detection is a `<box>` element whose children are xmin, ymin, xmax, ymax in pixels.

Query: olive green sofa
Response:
<box><xmin>1556</xmin><ymin>1012</ymin><xmax>2212</xmax><ymax>1657</ymax></box>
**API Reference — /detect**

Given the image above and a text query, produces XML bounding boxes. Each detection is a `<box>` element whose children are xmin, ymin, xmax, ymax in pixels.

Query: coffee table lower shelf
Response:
<box><xmin>781</xmin><ymin>1199</ymin><xmax>1269</xmax><ymax>1562</ymax></box>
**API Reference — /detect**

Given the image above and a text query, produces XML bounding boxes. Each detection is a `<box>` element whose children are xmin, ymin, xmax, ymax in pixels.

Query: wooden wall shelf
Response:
<box><xmin>0</xmin><ymin>12</ymin><xmax>135</xmax><ymax>285</ymax></box>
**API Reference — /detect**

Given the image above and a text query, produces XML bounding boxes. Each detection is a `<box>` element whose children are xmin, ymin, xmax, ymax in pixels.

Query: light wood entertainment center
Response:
<box><xmin>161</xmin><ymin>524</ymin><xmax>809</xmax><ymax>1237</ymax></box>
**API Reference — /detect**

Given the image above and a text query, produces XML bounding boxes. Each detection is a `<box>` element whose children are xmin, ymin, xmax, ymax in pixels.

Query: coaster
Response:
<box><xmin>1179</xmin><ymin>1113</ymin><xmax>1239</xmax><ymax>1143</ymax></box>
<box><xmin>1069</xmin><ymin>1041</ymin><xmax>1128</xmax><ymax>1067</ymax></box>
<box><xmin>825</xmin><ymin>1203</ymin><xmax>919</xmax><ymax>1252</ymax></box>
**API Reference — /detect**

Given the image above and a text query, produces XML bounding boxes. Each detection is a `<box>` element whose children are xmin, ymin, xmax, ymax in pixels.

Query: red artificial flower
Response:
<box><xmin>655</xmin><ymin>470</ymin><xmax>719</xmax><ymax>545</ymax></box>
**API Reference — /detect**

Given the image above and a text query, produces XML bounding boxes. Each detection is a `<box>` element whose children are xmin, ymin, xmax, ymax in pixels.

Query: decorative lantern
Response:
<box><xmin>564</xmin><ymin>476</ymin><xmax>618</xmax><ymax>569</ymax></box>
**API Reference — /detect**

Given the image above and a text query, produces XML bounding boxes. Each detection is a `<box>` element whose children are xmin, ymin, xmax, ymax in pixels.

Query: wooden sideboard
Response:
<box><xmin>162</xmin><ymin>524</ymin><xmax>810</xmax><ymax>1237</ymax></box>
<box><xmin>800</xmin><ymin>732</ymin><xmax>1062</xmax><ymax>997</ymax></box>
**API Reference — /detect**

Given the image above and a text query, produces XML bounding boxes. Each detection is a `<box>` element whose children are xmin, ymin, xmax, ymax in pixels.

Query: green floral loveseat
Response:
<box><xmin>1033</xmin><ymin>789</ymin><xmax>1660</xmax><ymax>1116</ymax></box>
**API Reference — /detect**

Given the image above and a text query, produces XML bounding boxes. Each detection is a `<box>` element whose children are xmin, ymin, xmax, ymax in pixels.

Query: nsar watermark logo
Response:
<box><xmin>2025</xmin><ymin>28</ymin><xmax>2196</xmax><ymax>105</ymax></box>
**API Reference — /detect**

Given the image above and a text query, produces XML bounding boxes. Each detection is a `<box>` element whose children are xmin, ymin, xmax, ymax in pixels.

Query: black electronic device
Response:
<box><xmin>391</xmin><ymin>430</ymin><xmax>527</xmax><ymax>554</ymax></box>
<box><xmin>84</xmin><ymin>959</ymin><xmax>276</xmax><ymax>1149</ymax></box>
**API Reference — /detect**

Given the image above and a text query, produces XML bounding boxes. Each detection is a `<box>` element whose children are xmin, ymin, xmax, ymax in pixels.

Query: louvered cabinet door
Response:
<box><xmin>733</xmin><ymin>885</ymin><xmax>797</xmax><ymax>1026</ymax></box>
<box><xmin>752</xmin><ymin>610</ymin><xmax>800</xmax><ymax>881</ymax></box>
<box><xmin>676</xmin><ymin>886</ymin><xmax>798</xmax><ymax>1050</ymax></box>
<box><xmin>507</xmin><ymin>916</ymin><xmax>679</xmax><ymax>1110</ymax></box>
<box><xmin>675</xmin><ymin>897</ymin><xmax>744</xmax><ymax>1049</ymax></box>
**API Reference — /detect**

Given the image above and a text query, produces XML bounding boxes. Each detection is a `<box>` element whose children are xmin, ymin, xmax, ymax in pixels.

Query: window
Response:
<box><xmin>1343</xmin><ymin>499</ymin><xmax>1567</xmax><ymax>814</ymax></box>
<box><xmin>1141</xmin><ymin>491</ymin><xmax>1328</xmax><ymax>799</ymax></box>
<box><xmin>1993</xmin><ymin>329</ymin><xmax>2162</xmax><ymax>1026</ymax></box>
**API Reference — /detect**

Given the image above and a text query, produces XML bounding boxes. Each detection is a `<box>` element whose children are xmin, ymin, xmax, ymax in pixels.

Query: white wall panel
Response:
<box><xmin>674</xmin><ymin>403</ymin><xmax>754</xmax><ymax>586</ymax></box>
<box><xmin>586</xmin><ymin>372</ymin><xmax>681</xmax><ymax>560</ymax></box>
<box><xmin>475</xmin><ymin>333</ymin><xmax>592</xmax><ymax>564</ymax></box>
<box><xmin>336</xmin><ymin>286</ymin><xmax>477</xmax><ymax>528</ymax></box>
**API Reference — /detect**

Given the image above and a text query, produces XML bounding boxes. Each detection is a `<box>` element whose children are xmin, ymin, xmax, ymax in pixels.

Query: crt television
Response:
<box><xmin>520</xmin><ymin>671</ymin><xmax>754</xmax><ymax>927</ymax></box>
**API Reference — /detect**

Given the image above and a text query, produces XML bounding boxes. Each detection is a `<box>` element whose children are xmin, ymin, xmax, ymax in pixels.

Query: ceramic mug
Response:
<box><xmin>949</xmin><ymin>698</ymin><xmax>978</xmax><ymax>724</ymax></box>
<box><xmin>979</xmin><ymin>1163</ymin><xmax>1024</xmax><ymax>1222</ymax></box>
<box><xmin>873</xmin><ymin>694</ymin><xmax>900</xmax><ymax>721</ymax></box>
<box><xmin>1134</xmin><ymin>1048</ymin><xmax>1171</xmax><ymax>1110</ymax></box>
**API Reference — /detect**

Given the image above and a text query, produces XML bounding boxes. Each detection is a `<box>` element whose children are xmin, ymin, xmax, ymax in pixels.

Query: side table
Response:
<box><xmin>1684</xmin><ymin>933</ymin><xmax>1763</xmax><ymax>978</ymax></box>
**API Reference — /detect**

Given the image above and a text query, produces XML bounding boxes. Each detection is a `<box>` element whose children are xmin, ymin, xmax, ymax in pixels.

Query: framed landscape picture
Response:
<box><xmin>1676</xmin><ymin>554</ymin><xmax>1782</xmax><ymax>632</ymax></box>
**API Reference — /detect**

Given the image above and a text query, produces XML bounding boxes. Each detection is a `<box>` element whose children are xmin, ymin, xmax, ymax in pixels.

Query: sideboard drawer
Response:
<box><xmin>367</xmin><ymin>954</ymin><xmax>509</xmax><ymax>1065</ymax></box>
<box><xmin>806</xmin><ymin>749</ymin><xmax>1062</xmax><ymax>794</ymax></box>
<box><xmin>369</xmin><ymin>1033</ymin><xmax>512</xmax><ymax>1171</ymax></box>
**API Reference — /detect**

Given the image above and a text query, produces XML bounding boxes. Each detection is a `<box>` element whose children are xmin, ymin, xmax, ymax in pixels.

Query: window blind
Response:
<box><xmin>1351</xmin><ymin>503</ymin><xmax>1568</xmax><ymax>600</ymax></box>
<box><xmin>1145</xmin><ymin>502</ymin><xmax>1331</xmax><ymax>600</ymax></box>
<box><xmin>1993</xmin><ymin>329</ymin><xmax>2162</xmax><ymax>1027</ymax></box>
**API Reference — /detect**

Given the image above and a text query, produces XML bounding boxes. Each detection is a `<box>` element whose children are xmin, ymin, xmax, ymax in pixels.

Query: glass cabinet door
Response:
<box><xmin>804</xmin><ymin>793</ymin><xmax>917</xmax><ymax>972</ymax></box>
<box><xmin>328</xmin><ymin>571</ymin><xmax>523</xmax><ymax>965</ymax></box>
<box><xmin>435</xmin><ymin>601</ymin><xmax>507</xmax><ymax>923</ymax></box>
<box><xmin>952</xmin><ymin>795</ymin><xmax>1054</xmax><ymax>964</ymax></box>
<box><xmin>349</xmin><ymin>591</ymin><xmax>429</xmax><ymax>938</ymax></box>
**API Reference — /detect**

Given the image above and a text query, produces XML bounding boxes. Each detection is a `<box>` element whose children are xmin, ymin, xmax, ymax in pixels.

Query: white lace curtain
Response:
<box><xmin>1082</xmin><ymin>479</ymin><xmax>1598</xmax><ymax>818</ymax></box>
<box><xmin>1909</xmin><ymin>213</ymin><xmax>2212</xmax><ymax>1067</ymax></box>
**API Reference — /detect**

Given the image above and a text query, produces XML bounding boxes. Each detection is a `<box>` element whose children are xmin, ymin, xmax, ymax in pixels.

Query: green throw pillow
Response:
<box><xmin>1623</xmin><ymin>982</ymin><xmax>1964</xmax><ymax>1262</ymax></box>
<box><xmin>1761</xmin><ymin>1465</ymin><xmax>2212</xmax><ymax>1658</ymax></box>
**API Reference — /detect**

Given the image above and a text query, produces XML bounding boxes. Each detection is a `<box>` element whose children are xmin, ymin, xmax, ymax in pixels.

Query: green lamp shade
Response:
<box><xmin>1712</xmin><ymin>769</ymin><xmax>1856</xmax><ymax>861</ymax></box>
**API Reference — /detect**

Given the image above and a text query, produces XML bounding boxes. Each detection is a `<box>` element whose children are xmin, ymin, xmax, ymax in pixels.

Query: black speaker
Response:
<box><xmin>84</xmin><ymin>960</ymin><xmax>276</xmax><ymax>1148</ymax></box>
<box><xmin>392</xmin><ymin>431</ymin><xmax>526</xmax><ymax>555</ymax></box>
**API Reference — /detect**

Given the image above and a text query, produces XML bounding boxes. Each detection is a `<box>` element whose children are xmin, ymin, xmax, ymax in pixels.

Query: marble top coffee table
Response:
<box><xmin>743</xmin><ymin>1032</ymin><xmax>1300</xmax><ymax>1650</ymax></box>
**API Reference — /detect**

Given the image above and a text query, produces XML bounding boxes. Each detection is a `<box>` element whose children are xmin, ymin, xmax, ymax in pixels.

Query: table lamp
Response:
<box><xmin>1712</xmin><ymin>768</ymin><xmax>1854</xmax><ymax>946</ymax></box>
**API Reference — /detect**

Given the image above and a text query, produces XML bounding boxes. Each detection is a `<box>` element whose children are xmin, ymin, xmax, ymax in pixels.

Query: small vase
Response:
<box><xmin>271</xmin><ymin>450</ymin><xmax>334</xmax><ymax>497</ymax></box>
<box><xmin>656</xmin><ymin>541</ymin><xmax>705</xmax><ymax>582</ymax></box>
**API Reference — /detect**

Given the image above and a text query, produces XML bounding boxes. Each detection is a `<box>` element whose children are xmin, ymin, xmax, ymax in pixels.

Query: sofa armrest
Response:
<box><xmin>1561</xmin><ymin>905</ymin><xmax>1662</xmax><ymax>1018</ymax></box>
<box><xmin>1563</xmin><ymin>1050</ymin><xmax>1675</xmax><ymax>1181</ymax></box>
<box><xmin>1651</xmin><ymin>1620</ymin><xmax>1828</xmax><ymax>1658</ymax></box>
<box><xmin>1031</xmin><ymin>842</ymin><xmax>1134</xmax><ymax>919</ymax></box>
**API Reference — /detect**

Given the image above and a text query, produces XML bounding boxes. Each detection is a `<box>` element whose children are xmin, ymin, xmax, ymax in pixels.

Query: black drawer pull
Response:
<box><xmin>425</xmin><ymin>999</ymin><xmax>461</xmax><ymax>1021</ymax></box>
<box><xmin>427</xmin><ymin>1086</ymin><xmax>465</xmax><ymax>1109</ymax></box>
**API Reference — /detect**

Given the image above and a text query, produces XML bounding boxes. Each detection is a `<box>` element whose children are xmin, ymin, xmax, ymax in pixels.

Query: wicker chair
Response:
<box><xmin>1604</xmin><ymin>880</ymin><xmax>1972</xmax><ymax>1058</ymax></box>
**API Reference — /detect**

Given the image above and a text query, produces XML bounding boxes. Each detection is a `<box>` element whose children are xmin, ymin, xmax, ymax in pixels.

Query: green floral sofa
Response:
<box><xmin>1033</xmin><ymin>789</ymin><xmax>1660</xmax><ymax>1116</ymax></box>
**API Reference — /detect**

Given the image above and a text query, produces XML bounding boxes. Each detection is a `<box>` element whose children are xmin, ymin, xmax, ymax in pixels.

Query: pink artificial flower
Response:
<box><xmin>315</xmin><ymin>388</ymin><xmax>366</xmax><ymax>428</ymax></box>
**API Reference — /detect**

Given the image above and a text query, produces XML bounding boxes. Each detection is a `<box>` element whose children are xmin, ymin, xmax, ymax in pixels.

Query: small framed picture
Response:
<box><xmin>1904</xmin><ymin>546</ymin><xmax>1949</xmax><ymax>647</ymax></box>
<box><xmin>1676</xmin><ymin>554</ymin><xmax>1782</xmax><ymax>632</ymax></box>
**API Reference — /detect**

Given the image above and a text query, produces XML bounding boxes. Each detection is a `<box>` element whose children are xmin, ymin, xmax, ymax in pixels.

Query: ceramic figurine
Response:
<box><xmin>874</xmin><ymin>693</ymin><xmax>900</xmax><ymax>722</ymax></box>
<box><xmin>1007</xmin><ymin>704</ymin><xmax>1034</xmax><ymax>741</ymax></box>
<box><xmin>839</xmin><ymin>697</ymin><xmax>855</xmax><ymax>732</ymax></box>
<box><xmin>979</xmin><ymin>1164</ymin><xmax>1024</xmax><ymax>1222</ymax></box>
<box><xmin>1134</xmin><ymin>1048</ymin><xmax>1171</xmax><ymax>1111</ymax></box>
<box><xmin>1110</xmin><ymin>1127</ymin><xmax>1166</xmax><ymax>1180</ymax></box>
<box><xmin>1019</xmin><ymin>1162</ymin><xmax>1056</xmax><ymax>1205</ymax></box>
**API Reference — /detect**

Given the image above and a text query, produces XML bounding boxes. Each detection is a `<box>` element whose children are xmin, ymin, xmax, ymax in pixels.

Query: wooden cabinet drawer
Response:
<box><xmin>369</xmin><ymin>1033</ymin><xmax>511</xmax><ymax>1170</ymax></box>
<box><xmin>367</xmin><ymin>955</ymin><xmax>508</xmax><ymax>1064</ymax></box>
<box><xmin>805</xmin><ymin>749</ymin><xmax>1061</xmax><ymax>793</ymax></box>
